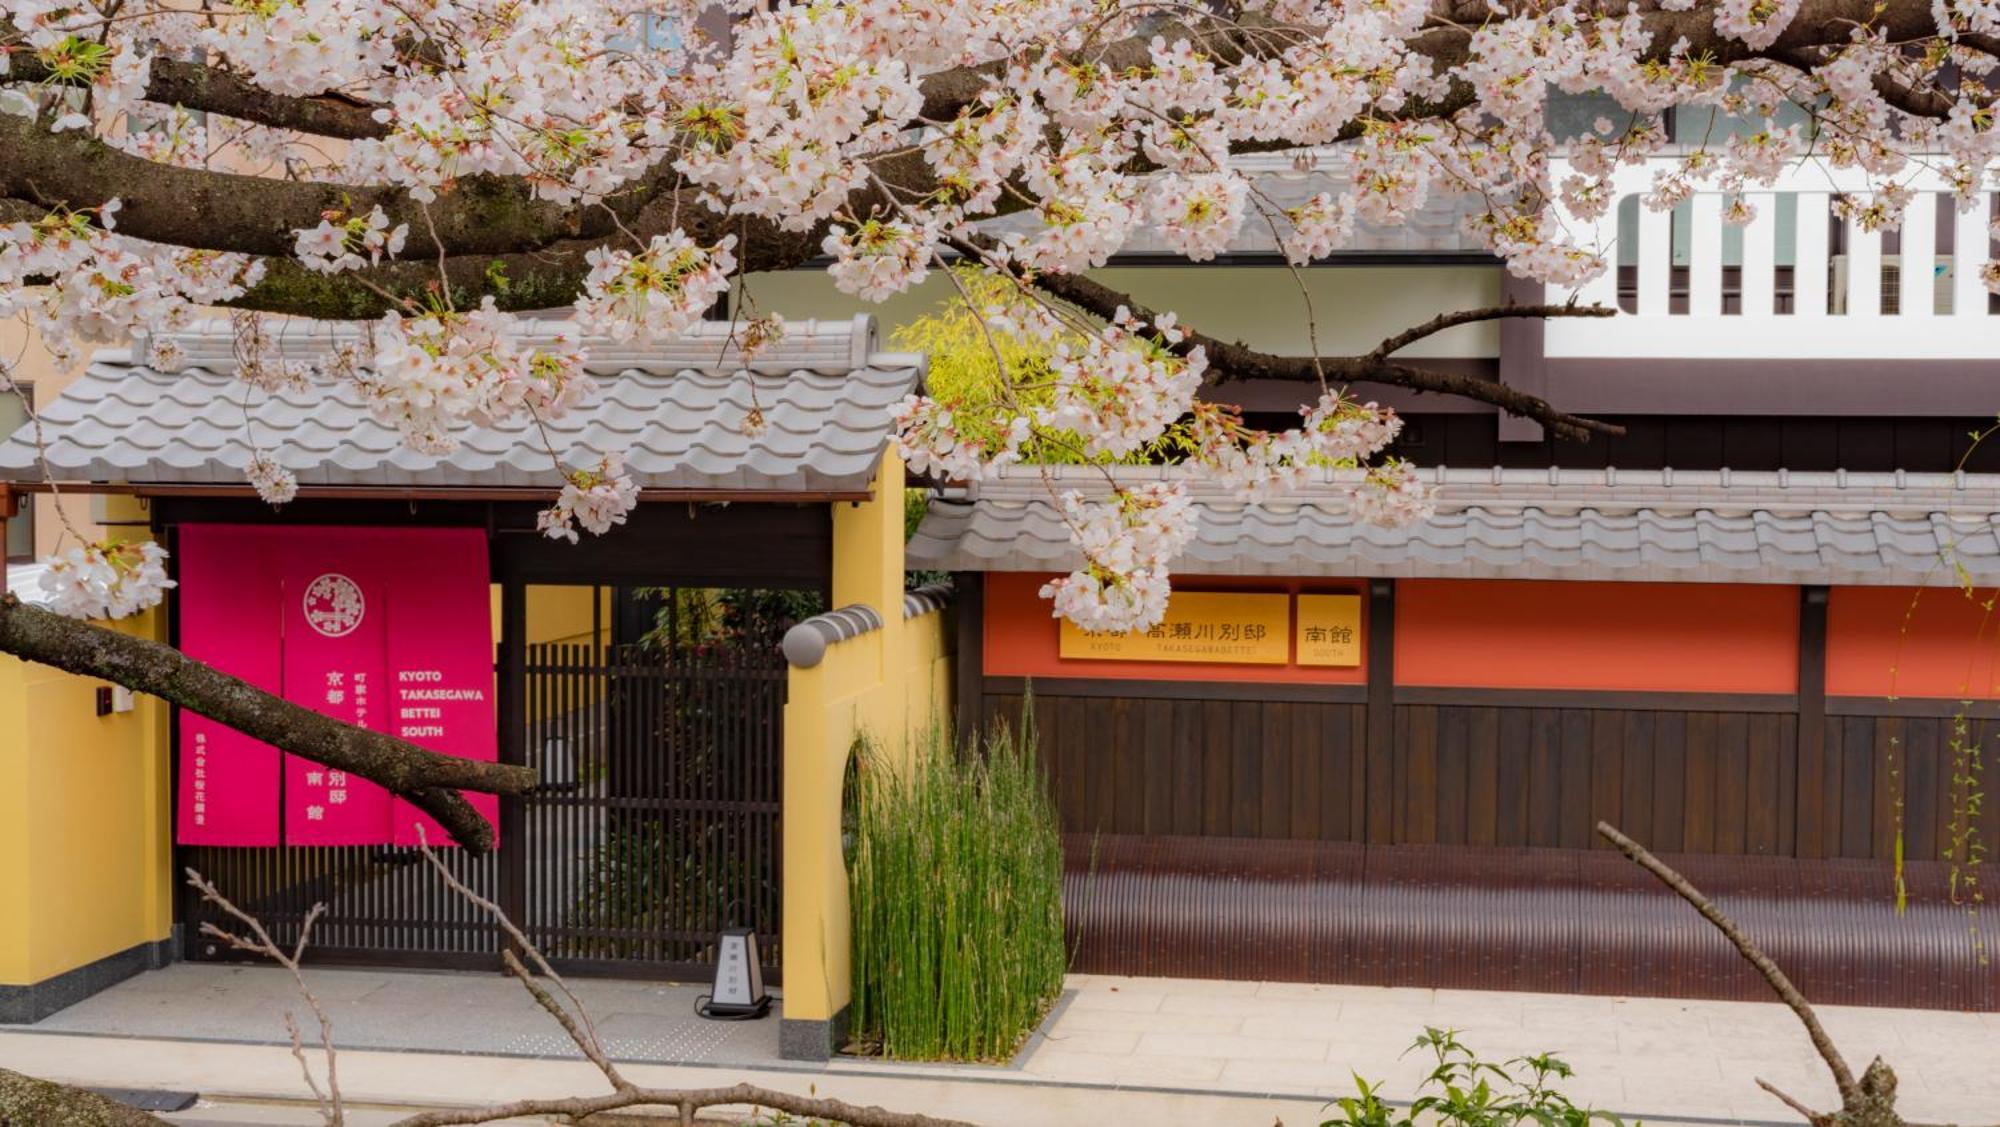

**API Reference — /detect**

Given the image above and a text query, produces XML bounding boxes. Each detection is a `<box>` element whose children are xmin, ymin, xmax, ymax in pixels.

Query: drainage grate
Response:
<box><xmin>493</xmin><ymin>1020</ymin><xmax>734</xmax><ymax>1063</ymax></box>
<box><xmin>91</xmin><ymin>1088</ymin><xmax>199</xmax><ymax>1113</ymax></box>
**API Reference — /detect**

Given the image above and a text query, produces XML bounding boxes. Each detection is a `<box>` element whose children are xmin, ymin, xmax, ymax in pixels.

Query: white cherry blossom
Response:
<box><xmin>40</xmin><ymin>540</ymin><xmax>175</xmax><ymax>620</ymax></box>
<box><xmin>538</xmin><ymin>454</ymin><xmax>640</xmax><ymax>544</ymax></box>
<box><xmin>1</xmin><ymin>0</ymin><xmax>1988</xmax><ymax>628</ymax></box>
<box><xmin>576</xmin><ymin>233</ymin><xmax>736</xmax><ymax>343</ymax></box>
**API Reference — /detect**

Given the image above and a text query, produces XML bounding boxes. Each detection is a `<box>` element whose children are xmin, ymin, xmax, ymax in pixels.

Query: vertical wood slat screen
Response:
<box><xmin>997</xmin><ymin>690</ymin><xmax>1995</xmax><ymax>863</ymax></box>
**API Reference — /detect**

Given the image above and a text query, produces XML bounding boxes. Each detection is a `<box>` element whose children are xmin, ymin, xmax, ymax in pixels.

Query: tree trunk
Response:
<box><xmin>0</xmin><ymin>1068</ymin><xmax>172</xmax><ymax>1127</ymax></box>
<box><xmin>0</xmin><ymin>595</ymin><xmax>534</xmax><ymax>853</ymax></box>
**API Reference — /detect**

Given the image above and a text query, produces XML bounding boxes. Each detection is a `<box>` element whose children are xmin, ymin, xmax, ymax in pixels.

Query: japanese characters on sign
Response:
<box><xmin>176</xmin><ymin>526</ymin><xmax>283</xmax><ymax>845</ymax></box>
<box><xmin>175</xmin><ymin>525</ymin><xmax>497</xmax><ymax>848</ymax></box>
<box><xmin>1058</xmin><ymin>592</ymin><xmax>1291</xmax><ymax>664</ymax></box>
<box><xmin>1296</xmin><ymin>594</ymin><xmax>1363</xmax><ymax>668</ymax></box>
<box><xmin>1056</xmin><ymin>589</ymin><xmax>1365</xmax><ymax>667</ymax></box>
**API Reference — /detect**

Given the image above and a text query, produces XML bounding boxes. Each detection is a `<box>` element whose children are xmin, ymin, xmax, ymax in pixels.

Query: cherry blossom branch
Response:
<box><xmin>1018</xmin><ymin>263</ymin><xmax>1625</xmax><ymax>442</ymax></box>
<box><xmin>0</xmin><ymin>23</ymin><xmax>388</xmax><ymax>139</ymax></box>
<box><xmin>0</xmin><ymin>595</ymin><xmax>531</xmax><ymax>851</ymax></box>
<box><xmin>2</xmin><ymin>3</ymin><xmax>1975</xmax><ymax>274</ymax></box>
<box><xmin>0</xmin><ymin>114</ymin><xmax>650</xmax><ymax>261</ymax></box>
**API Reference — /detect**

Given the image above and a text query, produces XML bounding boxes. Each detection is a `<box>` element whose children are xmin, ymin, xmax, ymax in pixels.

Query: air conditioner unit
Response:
<box><xmin>1828</xmin><ymin>254</ymin><xmax>1955</xmax><ymax>314</ymax></box>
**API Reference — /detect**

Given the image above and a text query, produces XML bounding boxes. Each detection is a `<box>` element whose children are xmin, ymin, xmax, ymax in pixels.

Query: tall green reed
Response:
<box><xmin>847</xmin><ymin>715</ymin><xmax>1066</xmax><ymax>1061</ymax></box>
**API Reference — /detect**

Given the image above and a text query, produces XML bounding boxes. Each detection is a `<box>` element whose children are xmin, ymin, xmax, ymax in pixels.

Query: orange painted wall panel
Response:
<box><xmin>982</xmin><ymin>572</ymin><xmax>1369</xmax><ymax>684</ymax></box>
<box><xmin>1394</xmin><ymin>580</ymin><xmax>1799</xmax><ymax>693</ymax></box>
<box><xmin>1826</xmin><ymin>586</ymin><xmax>2000</xmax><ymax>700</ymax></box>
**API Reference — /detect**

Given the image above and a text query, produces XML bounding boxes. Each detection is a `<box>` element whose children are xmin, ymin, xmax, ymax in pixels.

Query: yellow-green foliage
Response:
<box><xmin>888</xmin><ymin>269</ymin><xmax>1188</xmax><ymax>465</ymax></box>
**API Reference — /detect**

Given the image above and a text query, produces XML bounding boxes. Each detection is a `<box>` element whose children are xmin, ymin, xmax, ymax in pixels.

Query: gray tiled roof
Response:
<box><xmin>908</xmin><ymin>465</ymin><xmax>2000</xmax><ymax>585</ymax></box>
<box><xmin>0</xmin><ymin>315</ymin><xmax>923</xmax><ymax>494</ymax></box>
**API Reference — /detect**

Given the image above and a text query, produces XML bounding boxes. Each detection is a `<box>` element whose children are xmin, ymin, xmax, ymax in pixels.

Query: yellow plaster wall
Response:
<box><xmin>780</xmin><ymin>452</ymin><xmax>954</xmax><ymax>1024</ymax></box>
<box><xmin>0</xmin><ymin>609</ymin><xmax>173</xmax><ymax>986</ymax></box>
<box><xmin>488</xmin><ymin>584</ymin><xmax>613</xmax><ymax>649</ymax></box>
<box><xmin>527</xmin><ymin>585</ymin><xmax>612</xmax><ymax>647</ymax></box>
<box><xmin>0</xmin><ymin>649</ymin><xmax>29</xmax><ymax>984</ymax></box>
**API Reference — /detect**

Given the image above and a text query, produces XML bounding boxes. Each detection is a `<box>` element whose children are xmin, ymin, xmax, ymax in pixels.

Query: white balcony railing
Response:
<box><xmin>1544</xmin><ymin>157</ymin><xmax>2000</xmax><ymax>361</ymax></box>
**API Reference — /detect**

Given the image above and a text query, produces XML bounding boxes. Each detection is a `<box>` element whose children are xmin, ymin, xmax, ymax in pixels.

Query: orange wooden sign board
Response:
<box><xmin>1059</xmin><ymin>592</ymin><xmax>1291</xmax><ymax>664</ymax></box>
<box><xmin>1296</xmin><ymin>594</ymin><xmax>1363</xmax><ymax>667</ymax></box>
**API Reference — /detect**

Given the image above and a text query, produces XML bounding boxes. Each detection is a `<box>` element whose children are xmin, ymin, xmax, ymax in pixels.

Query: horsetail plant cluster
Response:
<box><xmin>847</xmin><ymin>717</ymin><xmax>1066</xmax><ymax>1062</ymax></box>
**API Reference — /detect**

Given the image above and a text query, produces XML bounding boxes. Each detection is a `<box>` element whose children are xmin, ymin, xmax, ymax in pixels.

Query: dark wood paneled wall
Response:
<box><xmin>988</xmin><ymin>684</ymin><xmax>1996</xmax><ymax>864</ymax></box>
<box><xmin>1821</xmin><ymin>713</ymin><xmax>2000</xmax><ymax>864</ymax></box>
<box><xmin>1390</xmin><ymin>704</ymin><xmax>1796</xmax><ymax>854</ymax></box>
<box><xmin>987</xmin><ymin>692</ymin><xmax>1366</xmax><ymax>840</ymax></box>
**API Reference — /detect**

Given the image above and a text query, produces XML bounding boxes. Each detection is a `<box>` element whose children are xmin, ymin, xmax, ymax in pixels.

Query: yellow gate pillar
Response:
<box><xmin>777</xmin><ymin>452</ymin><xmax>910</xmax><ymax>1060</ymax></box>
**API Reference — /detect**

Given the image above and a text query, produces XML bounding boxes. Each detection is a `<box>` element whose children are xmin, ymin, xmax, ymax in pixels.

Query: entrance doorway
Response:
<box><xmin>178</xmin><ymin>583</ymin><xmax>809</xmax><ymax>984</ymax></box>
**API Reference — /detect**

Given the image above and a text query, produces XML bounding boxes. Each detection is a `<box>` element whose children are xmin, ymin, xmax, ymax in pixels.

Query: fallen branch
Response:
<box><xmin>390</xmin><ymin>840</ymin><xmax>979</xmax><ymax>1127</ymax></box>
<box><xmin>1596</xmin><ymin>821</ymin><xmax>1997</xmax><ymax>1127</ymax></box>
<box><xmin>387</xmin><ymin>1082</ymin><xmax>978</xmax><ymax>1127</ymax></box>
<box><xmin>0</xmin><ymin>594</ymin><xmax>533</xmax><ymax>852</ymax></box>
<box><xmin>1595</xmin><ymin>821</ymin><xmax>1859</xmax><ymax>1104</ymax></box>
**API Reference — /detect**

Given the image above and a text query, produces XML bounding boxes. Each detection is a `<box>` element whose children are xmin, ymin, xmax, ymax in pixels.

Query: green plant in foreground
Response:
<box><xmin>1322</xmin><ymin>1028</ymin><xmax>1625</xmax><ymax>1127</ymax></box>
<box><xmin>846</xmin><ymin>716</ymin><xmax>1066</xmax><ymax>1062</ymax></box>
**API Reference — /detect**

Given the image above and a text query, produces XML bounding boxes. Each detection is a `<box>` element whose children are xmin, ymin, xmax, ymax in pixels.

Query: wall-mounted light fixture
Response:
<box><xmin>94</xmin><ymin>686</ymin><xmax>136</xmax><ymax>716</ymax></box>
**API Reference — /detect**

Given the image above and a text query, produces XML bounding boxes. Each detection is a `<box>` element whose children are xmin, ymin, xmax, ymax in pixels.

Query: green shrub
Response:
<box><xmin>846</xmin><ymin>718</ymin><xmax>1066</xmax><ymax>1061</ymax></box>
<box><xmin>1322</xmin><ymin>1028</ymin><xmax>1623</xmax><ymax>1127</ymax></box>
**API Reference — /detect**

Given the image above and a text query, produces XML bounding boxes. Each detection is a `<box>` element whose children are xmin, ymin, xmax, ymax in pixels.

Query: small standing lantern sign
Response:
<box><xmin>697</xmin><ymin>927</ymin><xmax>770</xmax><ymax>1020</ymax></box>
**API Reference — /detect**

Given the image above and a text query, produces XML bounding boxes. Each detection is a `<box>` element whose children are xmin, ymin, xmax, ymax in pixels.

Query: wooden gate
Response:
<box><xmin>516</xmin><ymin>643</ymin><xmax>785</xmax><ymax>979</ymax></box>
<box><xmin>179</xmin><ymin>643</ymin><xmax>785</xmax><ymax>981</ymax></box>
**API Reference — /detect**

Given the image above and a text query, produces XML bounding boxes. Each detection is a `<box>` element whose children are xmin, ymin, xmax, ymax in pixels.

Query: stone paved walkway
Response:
<box><xmin>1009</xmin><ymin>974</ymin><xmax>2000</xmax><ymax>1123</ymax></box>
<box><xmin>33</xmin><ymin>963</ymin><xmax>781</xmax><ymax>1065</ymax></box>
<box><xmin>17</xmin><ymin>964</ymin><xmax>2000</xmax><ymax>1124</ymax></box>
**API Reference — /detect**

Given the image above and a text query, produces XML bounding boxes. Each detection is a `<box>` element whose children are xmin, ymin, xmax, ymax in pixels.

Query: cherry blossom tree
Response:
<box><xmin>1</xmin><ymin>0</ymin><xmax>1995</xmax><ymax>829</ymax></box>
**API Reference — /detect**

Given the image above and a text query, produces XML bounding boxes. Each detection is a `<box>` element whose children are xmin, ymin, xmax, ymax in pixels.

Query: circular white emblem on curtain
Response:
<box><xmin>303</xmin><ymin>573</ymin><xmax>366</xmax><ymax>638</ymax></box>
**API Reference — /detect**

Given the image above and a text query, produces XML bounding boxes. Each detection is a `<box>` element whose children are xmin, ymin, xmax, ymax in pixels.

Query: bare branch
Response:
<box><xmin>408</xmin><ymin>839</ymin><xmax>616</xmax><ymax>1079</ymax></box>
<box><xmin>385</xmin><ymin>1081</ymin><xmax>980</xmax><ymax>1127</ymax></box>
<box><xmin>1598</xmin><ymin>821</ymin><xmax>1875</xmax><ymax>1127</ymax></box>
<box><xmin>1757</xmin><ymin>1078</ymin><xmax>1829</xmax><ymax>1123</ymax></box>
<box><xmin>185</xmin><ymin>870</ymin><xmax>342</xmax><ymax>1125</ymax></box>
<box><xmin>0</xmin><ymin>594</ymin><xmax>532</xmax><ymax>851</ymax></box>
<box><xmin>1596</xmin><ymin>822</ymin><xmax>2000</xmax><ymax>1127</ymax></box>
<box><xmin>1596</xmin><ymin>822</ymin><xmax>1860</xmax><ymax>1103</ymax></box>
<box><xmin>499</xmin><ymin>949</ymin><xmax>629</xmax><ymax>1090</ymax></box>
<box><xmin>393</xmin><ymin>839</ymin><xmax>979</xmax><ymax>1127</ymax></box>
<box><xmin>1364</xmin><ymin>302</ymin><xmax>1615</xmax><ymax>365</ymax></box>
